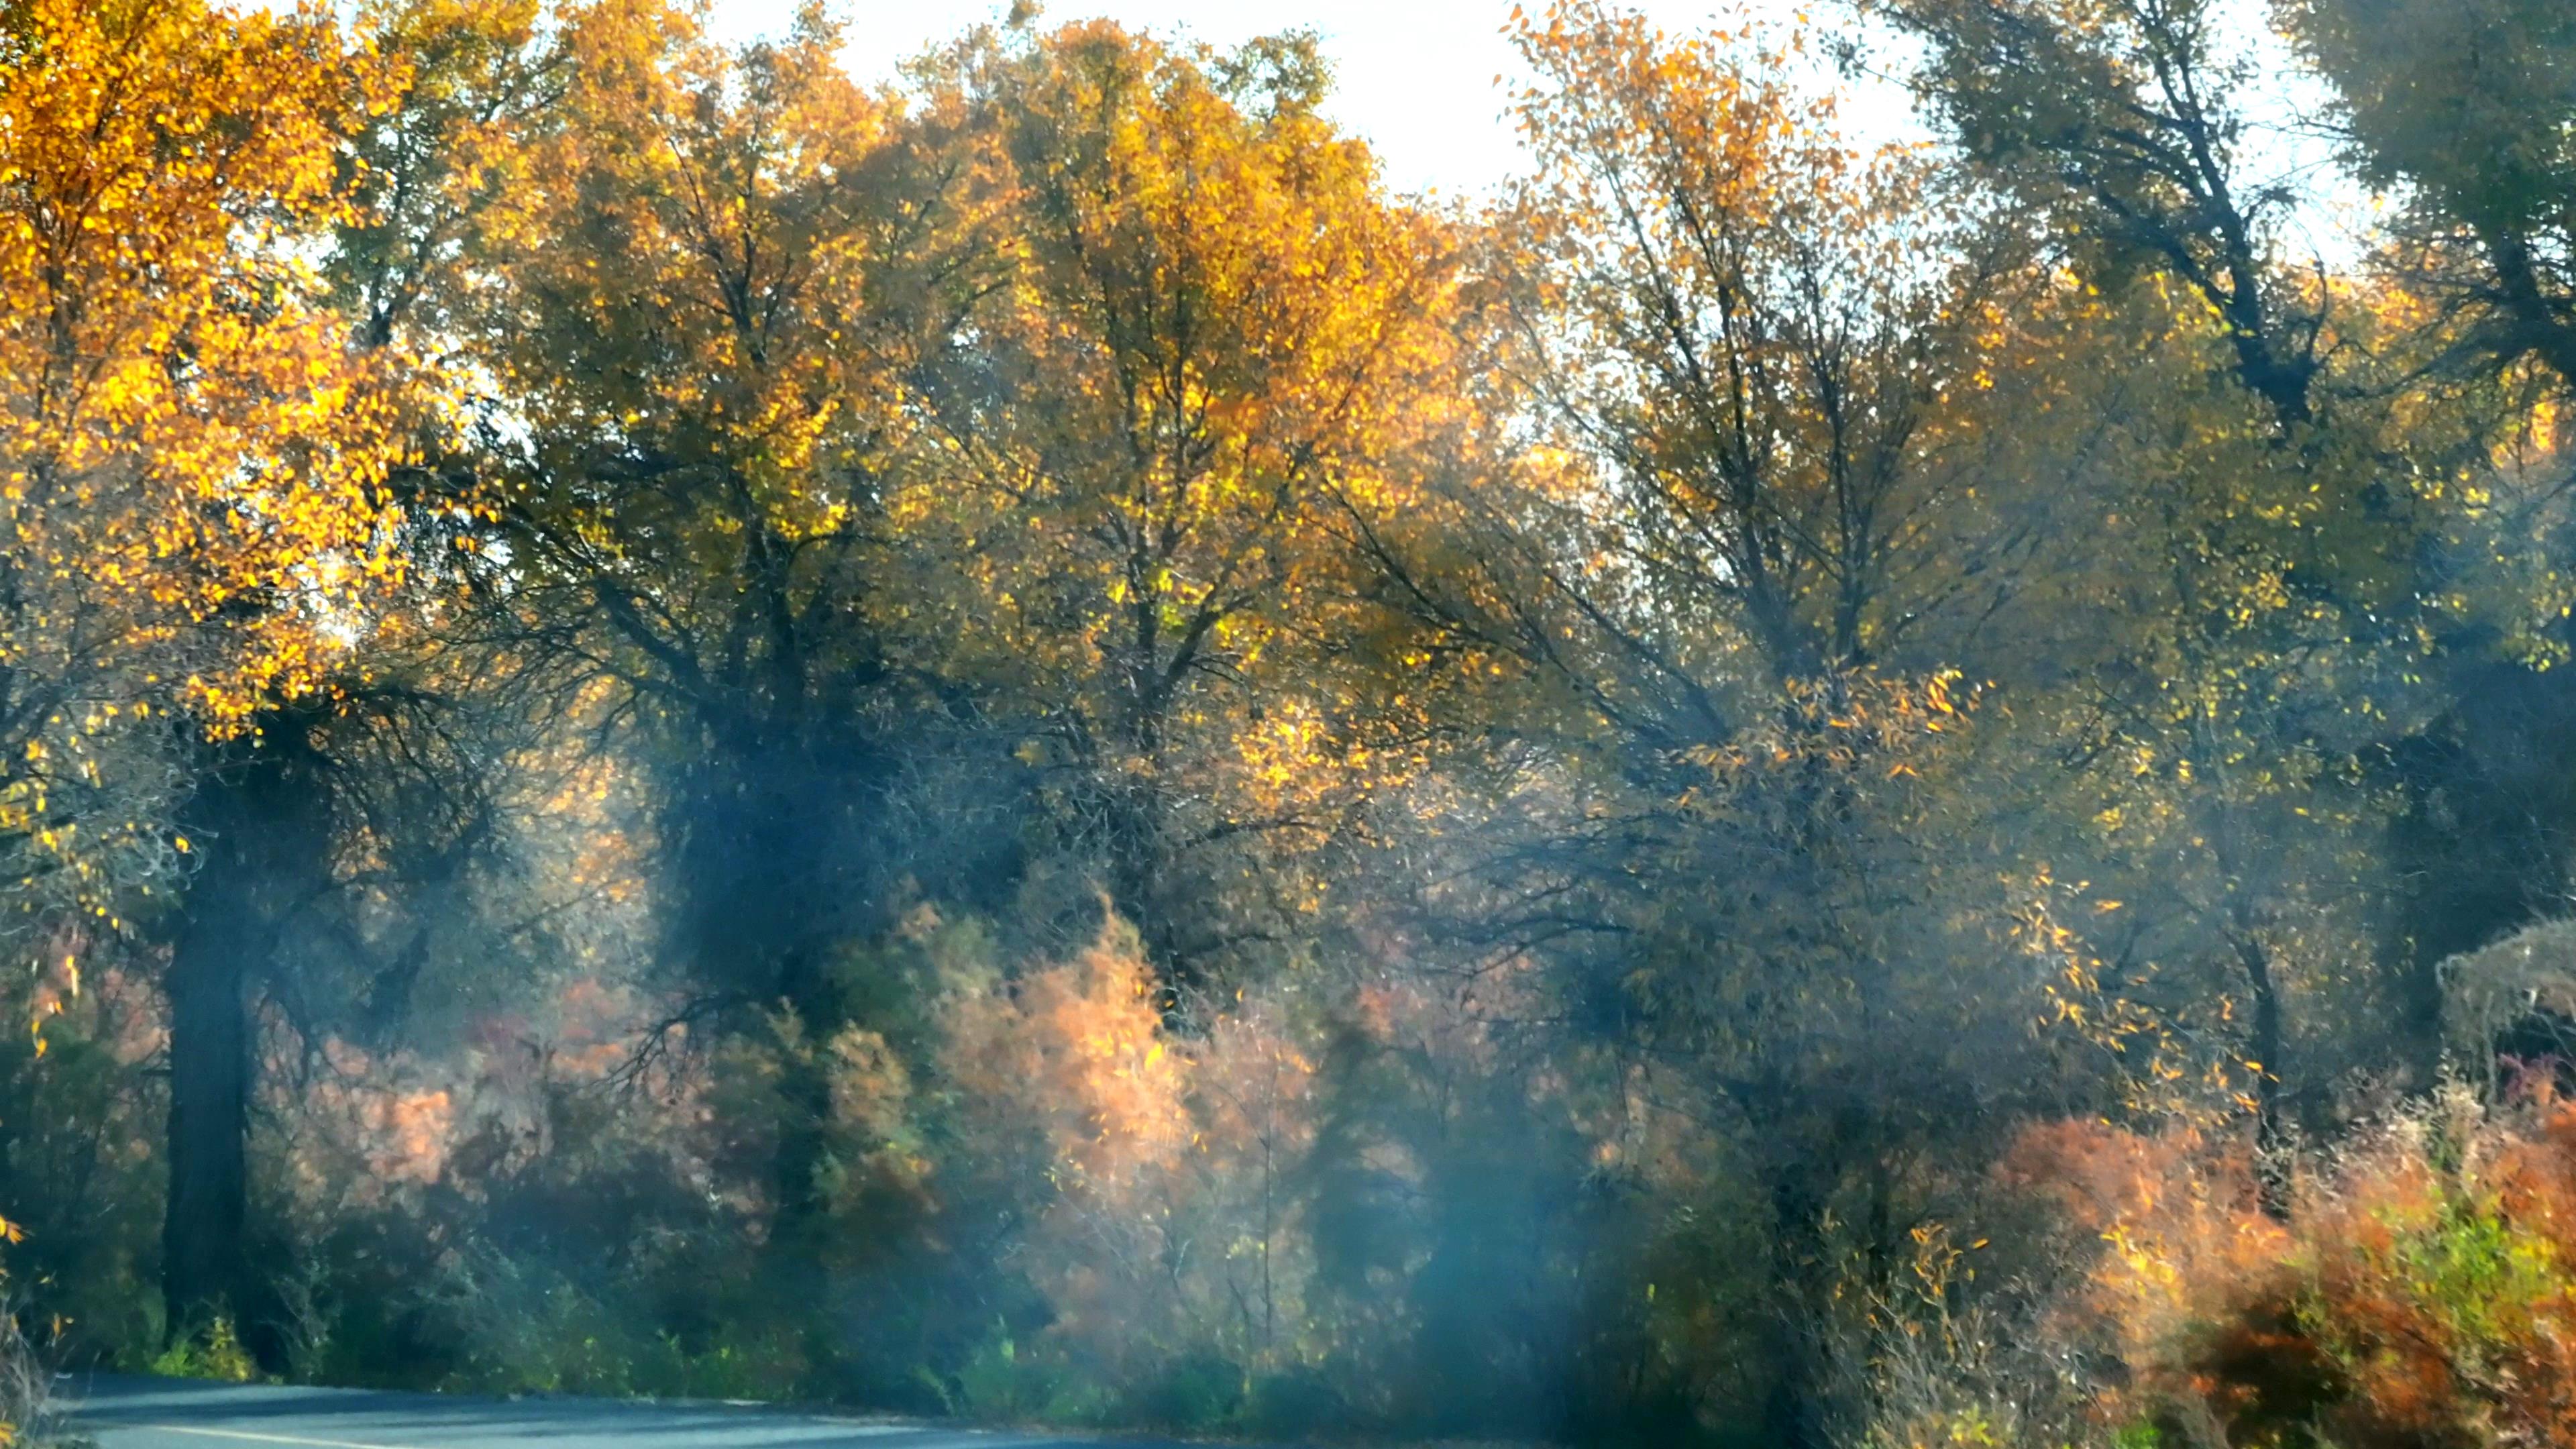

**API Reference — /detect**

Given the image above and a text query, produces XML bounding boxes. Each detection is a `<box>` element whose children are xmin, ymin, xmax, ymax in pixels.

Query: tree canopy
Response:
<box><xmin>8</xmin><ymin>2</ymin><xmax>2576</xmax><ymax>1446</ymax></box>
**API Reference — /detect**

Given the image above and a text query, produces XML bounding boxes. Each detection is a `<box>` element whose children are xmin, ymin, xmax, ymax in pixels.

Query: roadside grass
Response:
<box><xmin>0</xmin><ymin>1310</ymin><xmax>87</xmax><ymax>1449</ymax></box>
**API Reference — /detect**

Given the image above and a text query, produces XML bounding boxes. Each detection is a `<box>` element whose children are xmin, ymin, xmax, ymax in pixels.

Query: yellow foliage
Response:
<box><xmin>896</xmin><ymin>25</ymin><xmax>1466</xmax><ymax>947</ymax></box>
<box><xmin>0</xmin><ymin>0</ymin><xmax>409</xmax><ymax>928</ymax></box>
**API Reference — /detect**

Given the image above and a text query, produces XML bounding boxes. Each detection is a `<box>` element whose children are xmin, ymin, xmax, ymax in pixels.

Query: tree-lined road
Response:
<box><xmin>70</xmin><ymin>1376</ymin><xmax>1175</xmax><ymax>1449</ymax></box>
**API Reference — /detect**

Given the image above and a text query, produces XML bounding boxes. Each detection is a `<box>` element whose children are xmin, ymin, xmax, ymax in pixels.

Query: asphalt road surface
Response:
<box><xmin>68</xmin><ymin>1375</ymin><xmax>1202</xmax><ymax>1449</ymax></box>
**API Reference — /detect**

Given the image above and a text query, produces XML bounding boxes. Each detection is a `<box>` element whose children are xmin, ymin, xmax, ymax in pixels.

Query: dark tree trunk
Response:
<box><xmin>665</xmin><ymin>727</ymin><xmax>867</xmax><ymax>1240</ymax></box>
<box><xmin>1762</xmin><ymin>1171</ymin><xmax>1830</xmax><ymax>1449</ymax></box>
<box><xmin>160</xmin><ymin>718</ymin><xmax>330</xmax><ymax>1342</ymax></box>
<box><xmin>162</xmin><ymin>821</ymin><xmax>258</xmax><ymax>1338</ymax></box>
<box><xmin>2231</xmin><ymin>922</ymin><xmax>2292</xmax><ymax>1220</ymax></box>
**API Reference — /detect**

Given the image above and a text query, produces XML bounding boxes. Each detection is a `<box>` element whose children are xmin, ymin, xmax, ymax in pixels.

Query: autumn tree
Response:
<box><xmin>2282</xmin><ymin>0</ymin><xmax>2576</xmax><ymax>394</ymax></box>
<box><xmin>429</xmin><ymin>1</ymin><xmax>1040</xmax><ymax>1287</ymax></box>
<box><xmin>904</xmin><ymin>21</ymin><xmax>1464</xmax><ymax>983</ymax></box>
<box><xmin>0</xmin><ymin>0</ymin><xmax>405</xmax><ymax>924</ymax></box>
<box><xmin>1877</xmin><ymin>0</ymin><xmax>2576</xmax><ymax>1157</ymax></box>
<box><xmin>1937</xmin><ymin>273</ymin><xmax>2443</xmax><ymax>1161</ymax></box>
<box><xmin>0</xmin><ymin>0</ymin><xmax>423</xmax><ymax>1334</ymax></box>
<box><xmin>1321</xmin><ymin>8</ymin><xmax>2082</xmax><ymax>1440</ymax></box>
<box><xmin>138</xmin><ymin>0</ymin><xmax>586</xmax><ymax>1354</ymax></box>
<box><xmin>1880</xmin><ymin>0</ymin><xmax>2329</xmax><ymax>428</ymax></box>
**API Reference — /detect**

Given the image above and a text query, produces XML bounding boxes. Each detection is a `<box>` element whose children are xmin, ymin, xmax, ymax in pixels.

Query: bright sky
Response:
<box><xmin>696</xmin><ymin>1</ymin><xmax>1925</xmax><ymax>198</ymax></box>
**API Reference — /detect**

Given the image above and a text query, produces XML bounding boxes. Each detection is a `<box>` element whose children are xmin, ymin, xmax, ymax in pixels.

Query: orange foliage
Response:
<box><xmin>944</xmin><ymin>922</ymin><xmax>1193</xmax><ymax>1211</ymax></box>
<box><xmin>937</xmin><ymin>920</ymin><xmax>1324</xmax><ymax>1375</ymax></box>
<box><xmin>2000</xmin><ymin>1097</ymin><xmax>2576</xmax><ymax>1447</ymax></box>
<box><xmin>271</xmin><ymin>975</ymin><xmax>684</xmax><ymax>1216</ymax></box>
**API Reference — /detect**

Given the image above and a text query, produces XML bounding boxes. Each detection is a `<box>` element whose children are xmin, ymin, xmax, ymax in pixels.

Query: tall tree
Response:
<box><xmin>2283</xmin><ymin>0</ymin><xmax>2576</xmax><ymax>392</ymax></box>
<box><xmin>1883</xmin><ymin>0</ymin><xmax>2328</xmax><ymax>428</ymax></box>
<box><xmin>908</xmin><ymin>21</ymin><xmax>1465</xmax><ymax>983</ymax></box>
<box><xmin>0</xmin><ymin>0</ymin><xmax>417</xmax><ymax>1332</ymax></box>
<box><xmin>0</xmin><ymin>0</ymin><xmax>405</xmax><ymax>925</ymax></box>
<box><xmin>451</xmin><ymin>0</ymin><xmax>1013</xmax><ymax>1256</ymax></box>
<box><xmin>145</xmin><ymin>0</ymin><xmax>561</xmax><ymax>1344</ymax></box>
<box><xmin>1338</xmin><ymin>9</ymin><xmax>2057</xmax><ymax>1440</ymax></box>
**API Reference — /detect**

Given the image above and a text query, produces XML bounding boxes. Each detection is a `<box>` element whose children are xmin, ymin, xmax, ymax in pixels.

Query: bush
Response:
<box><xmin>1920</xmin><ymin>1089</ymin><xmax>2576</xmax><ymax>1448</ymax></box>
<box><xmin>926</xmin><ymin>1325</ymin><xmax>1112</xmax><ymax>1426</ymax></box>
<box><xmin>1243</xmin><ymin>1366</ymin><xmax>1349</xmax><ymax>1438</ymax></box>
<box><xmin>148</xmin><ymin>1318</ymin><xmax>256</xmax><ymax>1384</ymax></box>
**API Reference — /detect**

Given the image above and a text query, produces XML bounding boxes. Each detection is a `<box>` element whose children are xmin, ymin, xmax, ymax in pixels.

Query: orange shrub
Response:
<box><xmin>1996</xmin><ymin>1093</ymin><xmax>2576</xmax><ymax>1448</ymax></box>
<box><xmin>936</xmin><ymin>920</ymin><xmax>1322</xmax><ymax>1389</ymax></box>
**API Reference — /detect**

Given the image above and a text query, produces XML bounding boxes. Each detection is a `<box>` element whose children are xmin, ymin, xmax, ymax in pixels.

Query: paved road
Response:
<box><xmin>68</xmin><ymin>1375</ymin><xmax>1191</xmax><ymax>1449</ymax></box>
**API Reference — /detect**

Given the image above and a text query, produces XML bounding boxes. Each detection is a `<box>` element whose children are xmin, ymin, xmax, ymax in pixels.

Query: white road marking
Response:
<box><xmin>104</xmin><ymin>1401</ymin><xmax>994</xmax><ymax>1447</ymax></box>
<box><xmin>133</xmin><ymin>1426</ymin><xmax>419</xmax><ymax>1449</ymax></box>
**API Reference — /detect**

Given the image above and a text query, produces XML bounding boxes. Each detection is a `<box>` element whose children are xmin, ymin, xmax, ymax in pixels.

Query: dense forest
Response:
<box><xmin>10</xmin><ymin>0</ymin><xmax>2576</xmax><ymax>1443</ymax></box>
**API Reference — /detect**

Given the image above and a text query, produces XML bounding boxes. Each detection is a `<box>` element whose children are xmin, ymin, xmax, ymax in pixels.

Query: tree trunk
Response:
<box><xmin>160</xmin><ymin>719</ymin><xmax>329</xmax><ymax>1343</ymax></box>
<box><xmin>2230</xmin><ymin>922</ymin><xmax>2292</xmax><ymax>1219</ymax></box>
<box><xmin>1762</xmin><ymin>1172</ymin><xmax>1831</xmax><ymax>1449</ymax></box>
<box><xmin>162</xmin><ymin>826</ymin><xmax>258</xmax><ymax>1339</ymax></box>
<box><xmin>663</xmin><ymin>731</ymin><xmax>860</xmax><ymax>1246</ymax></box>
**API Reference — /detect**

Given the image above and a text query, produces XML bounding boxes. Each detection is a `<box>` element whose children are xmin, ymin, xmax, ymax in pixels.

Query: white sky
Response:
<box><xmin>696</xmin><ymin>1</ymin><xmax>1925</xmax><ymax>198</ymax></box>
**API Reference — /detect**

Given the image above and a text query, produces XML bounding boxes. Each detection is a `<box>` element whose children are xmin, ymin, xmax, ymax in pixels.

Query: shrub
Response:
<box><xmin>1950</xmin><ymin>1089</ymin><xmax>2576</xmax><ymax>1448</ymax></box>
<box><xmin>148</xmin><ymin>1318</ymin><xmax>256</xmax><ymax>1384</ymax></box>
<box><xmin>1130</xmin><ymin>1350</ymin><xmax>1247</xmax><ymax>1431</ymax></box>
<box><xmin>1240</xmin><ymin>1366</ymin><xmax>1347</xmax><ymax>1437</ymax></box>
<box><xmin>926</xmin><ymin>1324</ymin><xmax>1112</xmax><ymax>1426</ymax></box>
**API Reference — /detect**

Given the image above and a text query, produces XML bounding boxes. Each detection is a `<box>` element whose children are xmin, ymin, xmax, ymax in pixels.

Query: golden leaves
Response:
<box><xmin>885</xmin><ymin>21</ymin><xmax>1466</xmax><ymax>869</ymax></box>
<box><xmin>0</xmin><ymin>0</ymin><xmax>409</xmax><ymax>923</ymax></box>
